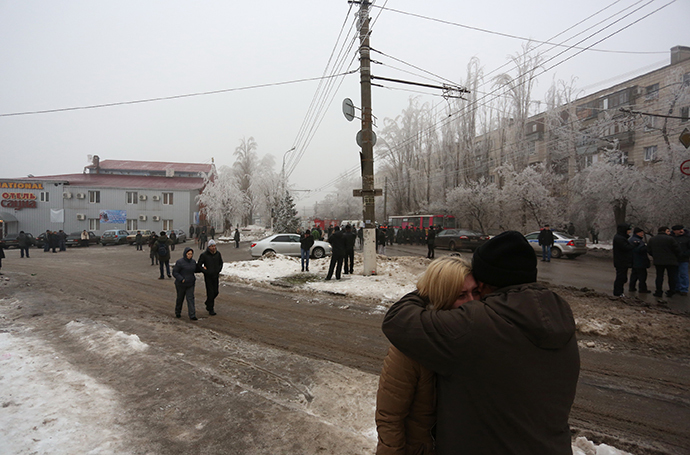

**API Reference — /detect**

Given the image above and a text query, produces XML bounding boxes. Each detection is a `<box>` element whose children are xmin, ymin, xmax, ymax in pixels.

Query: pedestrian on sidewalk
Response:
<box><xmin>648</xmin><ymin>226</ymin><xmax>681</xmax><ymax>298</ymax></box>
<box><xmin>197</xmin><ymin>240</ymin><xmax>223</xmax><ymax>316</ymax></box>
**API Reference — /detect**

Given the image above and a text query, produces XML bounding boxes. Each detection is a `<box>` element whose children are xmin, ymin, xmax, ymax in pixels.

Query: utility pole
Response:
<box><xmin>358</xmin><ymin>0</ymin><xmax>377</xmax><ymax>275</ymax></box>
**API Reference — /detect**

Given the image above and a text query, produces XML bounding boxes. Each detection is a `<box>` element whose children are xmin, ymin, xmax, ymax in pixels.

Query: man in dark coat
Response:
<box><xmin>172</xmin><ymin>247</ymin><xmax>198</xmax><ymax>320</ymax></box>
<box><xmin>342</xmin><ymin>225</ymin><xmax>356</xmax><ymax>275</ymax></box>
<box><xmin>612</xmin><ymin>223</ymin><xmax>634</xmax><ymax>297</ymax></box>
<box><xmin>629</xmin><ymin>227</ymin><xmax>650</xmax><ymax>293</ymax></box>
<box><xmin>154</xmin><ymin>231</ymin><xmax>172</xmax><ymax>279</ymax></box>
<box><xmin>197</xmin><ymin>240</ymin><xmax>223</xmax><ymax>316</ymax></box>
<box><xmin>382</xmin><ymin>231</ymin><xmax>579</xmax><ymax>455</ymax></box>
<box><xmin>169</xmin><ymin>230</ymin><xmax>177</xmax><ymax>251</ymax></box>
<box><xmin>210</xmin><ymin>226</ymin><xmax>216</xmax><ymax>240</ymax></box>
<box><xmin>426</xmin><ymin>226</ymin><xmax>436</xmax><ymax>259</ymax></box>
<box><xmin>135</xmin><ymin>231</ymin><xmax>143</xmax><ymax>251</ymax></box>
<box><xmin>233</xmin><ymin>228</ymin><xmax>240</xmax><ymax>248</ymax></box>
<box><xmin>0</xmin><ymin>242</ymin><xmax>5</xmax><ymax>274</ymax></box>
<box><xmin>189</xmin><ymin>224</ymin><xmax>195</xmax><ymax>239</ymax></box>
<box><xmin>537</xmin><ymin>224</ymin><xmax>555</xmax><ymax>262</ymax></box>
<box><xmin>58</xmin><ymin>230</ymin><xmax>67</xmax><ymax>252</ymax></box>
<box><xmin>17</xmin><ymin>231</ymin><xmax>30</xmax><ymax>258</ymax></box>
<box><xmin>648</xmin><ymin>226</ymin><xmax>681</xmax><ymax>297</ymax></box>
<box><xmin>325</xmin><ymin>226</ymin><xmax>345</xmax><ymax>280</ymax></box>
<box><xmin>671</xmin><ymin>225</ymin><xmax>689</xmax><ymax>296</ymax></box>
<box><xmin>300</xmin><ymin>230</ymin><xmax>314</xmax><ymax>272</ymax></box>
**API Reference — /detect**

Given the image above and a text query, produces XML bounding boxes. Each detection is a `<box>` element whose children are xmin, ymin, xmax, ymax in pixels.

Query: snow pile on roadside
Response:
<box><xmin>65</xmin><ymin>320</ymin><xmax>149</xmax><ymax>356</ymax></box>
<box><xmin>221</xmin><ymin>253</ymin><xmax>423</xmax><ymax>303</ymax></box>
<box><xmin>0</xmin><ymin>330</ymin><xmax>131</xmax><ymax>454</ymax></box>
<box><xmin>573</xmin><ymin>436</ymin><xmax>633</xmax><ymax>455</ymax></box>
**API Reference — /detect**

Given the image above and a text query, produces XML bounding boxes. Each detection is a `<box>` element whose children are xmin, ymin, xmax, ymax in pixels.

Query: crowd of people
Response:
<box><xmin>613</xmin><ymin>223</ymin><xmax>689</xmax><ymax>298</ymax></box>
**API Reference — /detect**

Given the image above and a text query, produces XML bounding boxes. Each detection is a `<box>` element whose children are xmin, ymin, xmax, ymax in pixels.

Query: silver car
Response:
<box><xmin>250</xmin><ymin>233</ymin><xmax>332</xmax><ymax>259</ymax></box>
<box><xmin>524</xmin><ymin>231</ymin><xmax>587</xmax><ymax>259</ymax></box>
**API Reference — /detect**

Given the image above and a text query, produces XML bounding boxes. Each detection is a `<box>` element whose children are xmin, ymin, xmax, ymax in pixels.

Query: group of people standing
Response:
<box><xmin>613</xmin><ymin>223</ymin><xmax>689</xmax><ymax>297</ymax></box>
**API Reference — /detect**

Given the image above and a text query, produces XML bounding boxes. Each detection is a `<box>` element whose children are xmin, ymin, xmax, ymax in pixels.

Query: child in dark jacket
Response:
<box><xmin>172</xmin><ymin>247</ymin><xmax>198</xmax><ymax>320</ymax></box>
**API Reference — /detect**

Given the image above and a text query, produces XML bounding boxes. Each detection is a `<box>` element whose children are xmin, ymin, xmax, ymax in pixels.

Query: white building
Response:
<box><xmin>0</xmin><ymin>157</ymin><xmax>214</xmax><ymax>238</ymax></box>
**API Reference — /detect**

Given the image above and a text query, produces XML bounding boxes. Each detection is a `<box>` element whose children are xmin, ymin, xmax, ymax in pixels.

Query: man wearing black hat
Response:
<box><xmin>382</xmin><ymin>231</ymin><xmax>580</xmax><ymax>455</ymax></box>
<box><xmin>648</xmin><ymin>226</ymin><xmax>681</xmax><ymax>298</ymax></box>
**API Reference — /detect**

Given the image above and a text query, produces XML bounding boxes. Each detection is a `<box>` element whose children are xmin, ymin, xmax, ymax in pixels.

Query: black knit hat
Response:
<box><xmin>472</xmin><ymin>231</ymin><xmax>537</xmax><ymax>288</ymax></box>
<box><xmin>672</xmin><ymin>225</ymin><xmax>684</xmax><ymax>231</ymax></box>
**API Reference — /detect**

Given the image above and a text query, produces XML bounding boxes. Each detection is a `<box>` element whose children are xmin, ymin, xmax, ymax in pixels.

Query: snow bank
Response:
<box><xmin>65</xmin><ymin>320</ymin><xmax>149</xmax><ymax>356</ymax></box>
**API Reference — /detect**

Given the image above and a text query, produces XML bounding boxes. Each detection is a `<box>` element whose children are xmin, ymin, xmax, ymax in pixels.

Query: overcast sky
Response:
<box><xmin>1</xmin><ymin>0</ymin><xmax>688</xmax><ymax>213</ymax></box>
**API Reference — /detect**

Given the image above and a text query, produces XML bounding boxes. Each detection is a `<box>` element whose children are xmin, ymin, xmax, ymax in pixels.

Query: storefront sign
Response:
<box><xmin>0</xmin><ymin>182</ymin><xmax>44</xmax><ymax>189</ymax></box>
<box><xmin>1</xmin><ymin>192</ymin><xmax>37</xmax><ymax>210</ymax></box>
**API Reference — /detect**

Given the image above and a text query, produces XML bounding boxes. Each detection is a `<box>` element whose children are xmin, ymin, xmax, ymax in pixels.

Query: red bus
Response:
<box><xmin>387</xmin><ymin>215</ymin><xmax>456</xmax><ymax>232</ymax></box>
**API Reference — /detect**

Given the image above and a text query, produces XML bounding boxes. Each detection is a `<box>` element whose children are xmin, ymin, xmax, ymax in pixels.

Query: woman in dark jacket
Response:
<box><xmin>172</xmin><ymin>247</ymin><xmax>198</xmax><ymax>320</ymax></box>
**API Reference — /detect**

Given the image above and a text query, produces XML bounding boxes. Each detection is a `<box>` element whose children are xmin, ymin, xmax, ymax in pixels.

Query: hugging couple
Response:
<box><xmin>377</xmin><ymin>231</ymin><xmax>581</xmax><ymax>455</ymax></box>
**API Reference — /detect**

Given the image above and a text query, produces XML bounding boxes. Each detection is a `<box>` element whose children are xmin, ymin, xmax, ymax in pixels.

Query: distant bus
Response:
<box><xmin>387</xmin><ymin>215</ymin><xmax>456</xmax><ymax>232</ymax></box>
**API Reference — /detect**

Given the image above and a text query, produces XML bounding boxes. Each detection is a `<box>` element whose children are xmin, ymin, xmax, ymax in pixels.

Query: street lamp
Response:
<box><xmin>281</xmin><ymin>147</ymin><xmax>296</xmax><ymax>195</ymax></box>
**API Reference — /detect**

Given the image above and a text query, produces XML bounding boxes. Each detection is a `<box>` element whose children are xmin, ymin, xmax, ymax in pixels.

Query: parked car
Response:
<box><xmin>101</xmin><ymin>229</ymin><xmax>131</xmax><ymax>246</ymax></box>
<box><xmin>0</xmin><ymin>232</ymin><xmax>36</xmax><ymax>249</ymax></box>
<box><xmin>165</xmin><ymin>229</ymin><xmax>187</xmax><ymax>244</ymax></box>
<box><xmin>66</xmin><ymin>231</ymin><xmax>100</xmax><ymax>247</ymax></box>
<box><xmin>126</xmin><ymin>229</ymin><xmax>153</xmax><ymax>245</ymax></box>
<box><xmin>524</xmin><ymin>231</ymin><xmax>587</xmax><ymax>259</ymax></box>
<box><xmin>434</xmin><ymin>229</ymin><xmax>490</xmax><ymax>252</ymax></box>
<box><xmin>250</xmin><ymin>233</ymin><xmax>331</xmax><ymax>259</ymax></box>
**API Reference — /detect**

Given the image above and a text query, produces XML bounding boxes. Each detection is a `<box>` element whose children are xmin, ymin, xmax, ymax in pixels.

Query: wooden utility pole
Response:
<box><xmin>358</xmin><ymin>0</ymin><xmax>377</xmax><ymax>275</ymax></box>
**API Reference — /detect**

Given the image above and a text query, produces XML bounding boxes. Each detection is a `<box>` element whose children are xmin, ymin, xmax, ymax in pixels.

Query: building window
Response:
<box><xmin>681</xmin><ymin>106</ymin><xmax>689</xmax><ymax>122</ymax></box>
<box><xmin>645</xmin><ymin>83</ymin><xmax>659</xmax><ymax>101</ymax></box>
<box><xmin>585</xmin><ymin>154</ymin><xmax>599</xmax><ymax>168</ymax></box>
<box><xmin>163</xmin><ymin>192</ymin><xmax>174</xmax><ymax>205</ymax></box>
<box><xmin>601</xmin><ymin>98</ymin><xmax>609</xmax><ymax>110</ymax></box>
<box><xmin>163</xmin><ymin>219</ymin><xmax>174</xmax><ymax>230</ymax></box>
<box><xmin>88</xmin><ymin>190</ymin><xmax>100</xmax><ymax>203</ymax></box>
<box><xmin>126</xmin><ymin>219</ymin><xmax>138</xmax><ymax>230</ymax></box>
<box><xmin>126</xmin><ymin>191</ymin><xmax>138</xmax><ymax>204</ymax></box>
<box><xmin>40</xmin><ymin>192</ymin><xmax>49</xmax><ymax>202</ymax></box>
<box><xmin>644</xmin><ymin>116</ymin><xmax>656</xmax><ymax>132</ymax></box>
<box><xmin>644</xmin><ymin>146</ymin><xmax>657</xmax><ymax>161</ymax></box>
<box><xmin>684</xmin><ymin>72</ymin><xmax>690</xmax><ymax>87</ymax></box>
<box><xmin>89</xmin><ymin>218</ymin><xmax>100</xmax><ymax>231</ymax></box>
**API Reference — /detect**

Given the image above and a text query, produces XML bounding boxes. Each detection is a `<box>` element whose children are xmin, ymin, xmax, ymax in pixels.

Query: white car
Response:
<box><xmin>250</xmin><ymin>233</ymin><xmax>331</xmax><ymax>259</ymax></box>
<box><xmin>524</xmin><ymin>231</ymin><xmax>587</xmax><ymax>259</ymax></box>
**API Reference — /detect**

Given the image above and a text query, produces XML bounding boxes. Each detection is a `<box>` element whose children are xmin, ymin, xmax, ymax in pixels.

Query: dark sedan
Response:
<box><xmin>0</xmin><ymin>232</ymin><xmax>36</xmax><ymax>249</ymax></box>
<box><xmin>66</xmin><ymin>231</ymin><xmax>100</xmax><ymax>247</ymax></box>
<box><xmin>434</xmin><ymin>229</ymin><xmax>489</xmax><ymax>252</ymax></box>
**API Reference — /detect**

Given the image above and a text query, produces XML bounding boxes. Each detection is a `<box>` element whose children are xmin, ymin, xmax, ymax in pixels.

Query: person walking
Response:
<box><xmin>198</xmin><ymin>229</ymin><xmax>208</xmax><ymax>251</ymax></box>
<box><xmin>17</xmin><ymin>231</ymin><xmax>30</xmax><ymax>258</ymax></box>
<box><xmin>613</xmin><ymin>223</ymin><xmax>634</xmax><ymax>297</ymax></box>
<box><xmin>671</xmin><ymin>225</ymin><xmax>689</xmax><ymax>296</ymax></box>
<box><xmin>325</xmin><ymin>226</ymin><xmax>345</xmax><ymax>280</ymax></box>
<box><xmin>189</xmin><ymin>224</ymin><xmax>195</xmax><ymax>240</ymax></box>
<box><xmin>43</xmin><ymin>230</ymin><xmax>51</xmax><ymax>253</ymax></box>
<box><xmin>376</xmin><ymin>227</ymin><xmax>386</xmax><ymax>255</ymax></box>
<box><xmin>300</xmin><ymin>230</ymin><xmax>314</xmax><ymax>272</ymax></box>
<box><xmin>148</xmin><ymin>232</ymin><xmax>158</xmax><ymax>266</ymax></box>
<box><xmin>629</xmin><ymin>228</ymin><xmax>651</xmax><ymax>294</ymax></box>
<box><xmin>197</xmin><ymin>240</ymin><xmax>223</xmax><ymax>316</ymax></box>
<box><xmin>172</xmin><ymin>247</ymin><xmax>198</xmax><ymax>321</ymax></box>
<box><xmin>382</xmin><ymin>231</ymin><xmax>580</xmax><ymax>455</ymax></box>
<box><xmin>169</xmin><ymin>230</ymin><xmax>177</xmax><ymax>251</ymax></box>
<box><xmin>648</xmin><ymin>226</ymin><xmax>681</xmax><ymax>298</ymax></box>
<box><xmin>233</xmin><ymin>228</ymin><xmax>240</xmax><ymax>248</ymax></box>
<box><xmin>135</xmin><ymin>230</ymin><xmax>143</xmax><ymax>251</ymax></box>
<box><xmin>426</xmin><ymin>226</ymin><xmax>436</xmax><ymax>259</ymax></box>
<box><xmin>210</xmin><ymin>226</ymin><xmax>216</xmax><ymax>240</ymax></box>
<box><xmin>538</xmin><ymin>224</ymin><xmax>554</xmax><ymax>262</ymax></box>
<box><xmin>343</xmin><ymin>225</ymin><xmax>356</xmax><ymax>274</ymax></box>
<box><xmin>195</xmin><ymin>225</ymin><xmax>200</xmax><ymax>239</ymax></box>
<box><xmin>155</xmin><ymin>231</ymin><xmax>172</xmax><ymax>279</ymax></box>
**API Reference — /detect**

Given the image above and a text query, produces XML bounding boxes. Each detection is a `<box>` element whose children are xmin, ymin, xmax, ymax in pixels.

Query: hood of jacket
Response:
<box><xmin>483</xmin><ymin>283</ymin><xmax>576</xmax><ymax>350</ymax></box>
<box><xmin>182</xmin><ymin>246</ymin><xmax>194</xmax><ymax>260</ymax></box>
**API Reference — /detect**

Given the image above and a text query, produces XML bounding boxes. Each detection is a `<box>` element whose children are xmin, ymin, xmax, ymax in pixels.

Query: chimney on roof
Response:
<box><xmin>671</xmin><ymin>46</ymin><xmax>690</xmax><ymax>65</ymax></box>
<box><xmin>165</xmin><ymin>168</ymin><xmax>175</xmax><ymax>178</ymax></box>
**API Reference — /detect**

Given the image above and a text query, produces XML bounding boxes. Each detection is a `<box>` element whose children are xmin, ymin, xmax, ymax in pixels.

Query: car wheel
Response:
<box><xmin>448</xmin><ymin>241</ymin><xmax>456</xmax><ymax>251</ymax></box>
<box><xmin>262</xmin><ymin>249</ymin><xmax>275</xmax><ymax>257</ymax></box>
<box><xmin>551</xmin><ymin>247</ymin><xmax>562</xmax><ymax>259</ymax></box>
<box><xmin>311</xmin><ymin>247</ymin><xmax>325</xmax><ymax>259</ymax></box>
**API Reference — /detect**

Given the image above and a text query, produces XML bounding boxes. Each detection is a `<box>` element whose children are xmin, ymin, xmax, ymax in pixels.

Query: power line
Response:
<box><xmin>370</xmin><ymin>2</ymin><xmax>671</xmax><ymax>55</ymax></box>
<box><xmin>0</xmin><ymin>71</ymin><xmax>357</xmax><ymax>118</ymax></box>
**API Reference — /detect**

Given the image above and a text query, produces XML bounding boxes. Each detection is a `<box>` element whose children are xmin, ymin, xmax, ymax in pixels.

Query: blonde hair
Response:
<box><xmin>416</xmin><ymin>256</ymin><xmax>472</xmax><ymax>310</ymax></box>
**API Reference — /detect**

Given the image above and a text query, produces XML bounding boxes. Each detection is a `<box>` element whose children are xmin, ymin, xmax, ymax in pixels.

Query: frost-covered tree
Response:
<box><xmin>197</xmin><ymin>165</ymin><xmax>244</xmax><ymax>234</ymax></box>
<box><xmin>497</xmin><ymin>163</ymin><xmax>561</xmax><ymax>231</ymax></box>
<box><xmin>446</xmin><ymin>177</ymin><xmax>499</xmax><ymax>233</ymax></box>
<box><xmin>251</xmin><ymin>154</ymin><xmax>282</xmax><ymax>226</ymax></box>
<box><xmin>233</xmin><ymin>137</ymin><xmax>259</xmax><ymax>226</ymax></box>
<box><xmin>273</xmin><ymin>192</ymin><xmax>300</xmax><ymax>234</ymax></box>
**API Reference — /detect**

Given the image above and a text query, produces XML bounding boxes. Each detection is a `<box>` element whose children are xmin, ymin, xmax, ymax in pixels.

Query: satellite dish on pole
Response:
<box><xmin>342</xmin><ymin>98</ymin><xmax>355</xmax><ymax>122</ymax></box>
